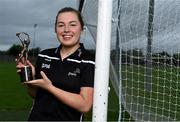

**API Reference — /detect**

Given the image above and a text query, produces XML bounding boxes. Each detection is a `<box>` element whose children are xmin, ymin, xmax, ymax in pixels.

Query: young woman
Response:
<box><xmin>16</xmin><ymin>7</ymin><xmax>95</xmax><ymax>121</ymax></box>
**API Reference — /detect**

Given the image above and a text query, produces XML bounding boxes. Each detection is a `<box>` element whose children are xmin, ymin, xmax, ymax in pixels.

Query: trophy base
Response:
<box><xmin>20</xmin><ymin>66</ymin><xmax>33</xmax><ymax>82</ymax></box>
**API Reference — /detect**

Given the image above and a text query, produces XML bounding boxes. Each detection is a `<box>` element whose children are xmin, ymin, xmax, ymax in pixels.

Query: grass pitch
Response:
<box><xmin>0</xmin><ymin>61</ymin><xmax>32</xmax><ymax>120</ymax></box>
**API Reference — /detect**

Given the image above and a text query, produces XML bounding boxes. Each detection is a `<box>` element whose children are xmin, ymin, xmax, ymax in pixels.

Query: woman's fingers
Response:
<box><xmin>40</xmin><ymin>71</ymin><xmax>51</xmax><ymax>83</ymax></box>
<box><xmin>15</xmin><ymin>54</ymin><xmax>35</xmax><ymax>78</ymax></box>
<box><xmin>16</xmin><ymin>62</ymin><xmax>24</xmax><ymax>68</ymax></box>
<box><xmin>24</xmin><ymin>71</ymin><xmax>52</xmax><ymax>90</ymax></box>
<box><xmin>27</xmin><ymin>60</ymin><xmax>34</xmax><ymax>68</ymax></box>
<box><xmin>16</xmin><ymin>69</ymin><xmax>21</xmax><ymax>73</ymax></box>
<box><xmin>40</xmin><ymin>71</ymin><xmax>48</xmax><ymax>80</ymax></box>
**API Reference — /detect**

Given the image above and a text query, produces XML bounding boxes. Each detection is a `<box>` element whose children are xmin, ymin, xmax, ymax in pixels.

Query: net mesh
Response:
<box><xmin>81</xmin><ymin>0</ymin><xmax>180</xmax><ymax>121</ymax></box>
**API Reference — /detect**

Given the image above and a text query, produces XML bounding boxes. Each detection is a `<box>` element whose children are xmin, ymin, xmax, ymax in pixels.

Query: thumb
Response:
<box><xmin>40</xmin><ymin>71</ymin><xmax>49</xmax><ymax>81</ymax></box>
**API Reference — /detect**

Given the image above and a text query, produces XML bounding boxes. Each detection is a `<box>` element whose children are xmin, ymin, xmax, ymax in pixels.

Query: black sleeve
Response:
<box><xmin>80</xmin><ymin>63</ymin><xmax>95</xmax><ymax>87</ymax></box>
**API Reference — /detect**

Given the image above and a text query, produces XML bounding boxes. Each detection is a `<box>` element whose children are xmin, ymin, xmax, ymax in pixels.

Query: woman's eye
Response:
<box><xmin>70</xmin><ymin>24</ymin><xmax>77</xmax><ymax>26</ymax></box>
<box><xmin>58</xmin><ymin>24</ymin><xmax>64</xmax><ymax>27</ymax></box>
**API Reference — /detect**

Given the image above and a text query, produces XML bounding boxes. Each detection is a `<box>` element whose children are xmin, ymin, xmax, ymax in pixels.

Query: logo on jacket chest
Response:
<box><xmin>68</xmin><ymin>68</ymin><xmax>80</xmax><ymax>77</ymax></box>
<box><xmin>41</xmin><ymin>63</ymin><xmax>50</xmax><ymax>69</ymax></box>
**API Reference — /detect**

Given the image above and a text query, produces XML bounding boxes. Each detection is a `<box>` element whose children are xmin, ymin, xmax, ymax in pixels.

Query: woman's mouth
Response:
<box><xmin>62</xmin><ymin>35</ymin><xmax>73</xmax><ymax>40</ymax></box>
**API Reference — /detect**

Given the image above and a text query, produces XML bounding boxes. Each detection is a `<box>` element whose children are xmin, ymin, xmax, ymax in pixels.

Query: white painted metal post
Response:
<box><xmin>92</xmin><ymin>0</ymin><xmax>113</xmax><ymax>122</ymax></box>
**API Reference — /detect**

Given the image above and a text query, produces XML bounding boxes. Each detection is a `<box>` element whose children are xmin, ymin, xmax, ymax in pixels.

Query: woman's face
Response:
<box><xmin>56</xmin><ymin>12</ymin><xmax>82</xmax><ymax>47</ymax></box>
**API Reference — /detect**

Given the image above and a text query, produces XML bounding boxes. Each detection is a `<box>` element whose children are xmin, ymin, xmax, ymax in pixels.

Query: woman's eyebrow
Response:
<box><xmin>69</xmin><ymin>21</ymin><xmax>77</xmax><ymax>23</ymax></box>
<box><xmin>57</xmin><ymin>21</ymin><xmax>77</xmax><ymax>24</ymax></box>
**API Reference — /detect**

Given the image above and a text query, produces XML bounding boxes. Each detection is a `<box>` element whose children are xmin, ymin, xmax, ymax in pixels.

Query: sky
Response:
<box><xmin>1</xmin><ymin>0</ymin><xmax>180</xmax><ymax>55</ymax></box>
<box><xmin>0</xmin><ymin>0</ymin><xmax>79</xmax><ymax>51</ymax></box>
<box><xmin>81</xmin><ymin>0</ymin><xmax>180</xmax><ymax>55</ymax></box>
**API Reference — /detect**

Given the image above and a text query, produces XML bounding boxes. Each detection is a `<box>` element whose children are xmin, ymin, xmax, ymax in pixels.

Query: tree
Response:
<box><xmin>29</xmin><ymin>47</ymin><xmax>41</xmax><ymax>57</ymax></box>
<box><xmin>173</xmin><ymin>53</ymin><xmax>180</xmax><ymax>67</ymax></box>
<box><xmin>6</xmin><ymin>44</ymin><xmax>22</xmax><ymax>56</ymax></box>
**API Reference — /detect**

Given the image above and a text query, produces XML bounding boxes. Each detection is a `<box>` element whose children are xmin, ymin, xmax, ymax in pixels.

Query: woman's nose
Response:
<box><xmin>64</xmin><ymin>25</ymin><xmax>70</xmax><ymax>32</ymax></box>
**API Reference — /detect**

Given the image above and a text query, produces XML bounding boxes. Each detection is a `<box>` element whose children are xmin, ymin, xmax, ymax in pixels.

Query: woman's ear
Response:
<box><xmin>81</xmin><ymin>27</ymin><xmax>85</xmax><ymax>35</ymax></box>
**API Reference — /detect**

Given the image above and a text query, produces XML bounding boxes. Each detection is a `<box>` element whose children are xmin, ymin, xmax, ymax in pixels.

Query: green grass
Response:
<box><xmin>0</xmin><ymin>110</ymin><xmax>30</xmax><ymax>121</ymax></box>
<box><xmin>0</xmin><ymin>61</ymin><xmax>32</xmax><ymax>120</ymax></box>
<box><xmin>122</xmin><ymin>64</ymin><xmax>180</xmax><ymax>120</ymax></box>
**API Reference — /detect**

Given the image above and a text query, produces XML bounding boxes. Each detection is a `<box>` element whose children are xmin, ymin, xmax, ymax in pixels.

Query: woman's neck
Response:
<box><xmin>60</xmin><ymin>44</ymin><xmax>80</xmax><ymax>60</ymax></box>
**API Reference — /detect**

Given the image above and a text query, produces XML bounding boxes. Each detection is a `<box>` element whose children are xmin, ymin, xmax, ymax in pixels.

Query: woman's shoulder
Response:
<box><xmin>78</xmin><ymin>43</ymin><xmax>95</xmax><ymax>61</ymax></box>
<box><xmin>82</xmin><ymin>49</ymin><xmax>95</xmax><ymax>61</ymax></box>
<box><xmin>39</xmin><ymin>47</ymin><xmax>58</xmax><ymax>55</ymax></box>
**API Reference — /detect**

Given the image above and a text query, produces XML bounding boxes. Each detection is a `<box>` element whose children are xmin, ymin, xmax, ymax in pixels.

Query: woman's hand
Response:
<box><xmin>25</xmin><ymin>71</ymin><xmax>53</xmax><ymax>91</ymax></box>
<box><xmin>26</xmin><ymin>71</ymin><xmax>93</xmax><ymax>113</ymax></box>
<box><xmin>16</xmin><ymin>58</ymin><xmax>35</xmax><ymax>78</ymax></box>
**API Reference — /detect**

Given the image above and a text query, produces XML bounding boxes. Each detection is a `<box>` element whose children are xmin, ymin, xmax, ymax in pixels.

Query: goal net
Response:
<box><xmin>81</xmin><ymin>0</ymin><xmax>180</xmax><ymax>121</ymax></box>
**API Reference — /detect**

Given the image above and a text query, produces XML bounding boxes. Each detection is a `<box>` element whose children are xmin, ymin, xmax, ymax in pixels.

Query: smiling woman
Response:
<box><xmin>16</xmin><ymin>7</ymin><xmax>95</xmax><ymax>121</ymax></box>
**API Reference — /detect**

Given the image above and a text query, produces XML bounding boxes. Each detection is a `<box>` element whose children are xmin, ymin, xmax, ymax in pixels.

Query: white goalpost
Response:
<box><xmin>92</xmin><ymin>0</ymin><xmax>113</xmax><ymax>121</ymax></box>
<box><xmin>80</xmin><ymin>0</ymin><xmax>180</xmax><ymax>121</ymax></box>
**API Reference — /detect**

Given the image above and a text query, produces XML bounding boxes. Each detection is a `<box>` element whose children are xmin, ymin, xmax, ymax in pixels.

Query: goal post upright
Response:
<box><xmin>92</xmin><ymin>0</ymin><xmax>113</xmax><ymax>121</ymax></box>
<box><xmin>145</xmin><ymin>0</ymin><xmax>155</xmax><ymax>91</ymax></box>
